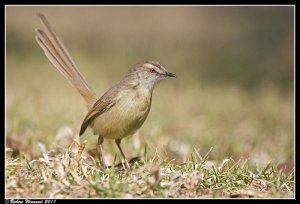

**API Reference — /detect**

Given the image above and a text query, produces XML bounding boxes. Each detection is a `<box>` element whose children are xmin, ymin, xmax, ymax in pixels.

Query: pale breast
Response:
<box><xmin>91</xmin><ymin>86</ymin><xmax>152</xmax><ymax>139</ymax></box>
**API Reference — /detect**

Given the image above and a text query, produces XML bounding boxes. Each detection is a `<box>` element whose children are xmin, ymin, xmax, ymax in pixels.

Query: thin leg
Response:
<box><xmin>96</xmin><ymin>136</ymin><xmax>105</xmax><ymax>168</ymax></box>
<box><xmin>115</xmin><ymin>139</ymin><xmax>130</xmax><ymax>169</ymax></box>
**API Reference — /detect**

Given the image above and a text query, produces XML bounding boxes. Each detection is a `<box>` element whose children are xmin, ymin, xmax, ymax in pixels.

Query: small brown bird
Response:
<box><xmin>35</xmin><ymin>13</ymin><xmax>175</xmax><ymax>169</ymax></box>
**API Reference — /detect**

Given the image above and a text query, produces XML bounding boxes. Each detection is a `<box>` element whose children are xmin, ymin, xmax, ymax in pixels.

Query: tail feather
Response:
<box><xmin>35</xmin><ymin>13</ymin><xmax>98</xmax><ymax>109</ymax></box>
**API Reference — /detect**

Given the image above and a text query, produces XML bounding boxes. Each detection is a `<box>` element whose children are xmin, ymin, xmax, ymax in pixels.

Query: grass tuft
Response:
<box><xmin>5</xmin><ymin>144</ymin><xmax>294</xmax><ymax>198</ymax></box>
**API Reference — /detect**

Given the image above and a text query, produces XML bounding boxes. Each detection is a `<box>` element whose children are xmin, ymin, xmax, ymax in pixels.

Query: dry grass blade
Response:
<box><xmin>73</xmin><ymin>140</ymin><xmax>87</xmax><ymax>172</ymax></box>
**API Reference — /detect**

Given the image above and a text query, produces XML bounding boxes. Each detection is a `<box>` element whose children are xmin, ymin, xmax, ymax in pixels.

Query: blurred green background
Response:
<box><xmin>6</xmin><ymin>6</ymin><xmax>294</xmax><ymax>165</ymax></box>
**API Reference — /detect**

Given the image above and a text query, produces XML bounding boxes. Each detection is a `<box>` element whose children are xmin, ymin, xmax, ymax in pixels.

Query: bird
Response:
<box><xmin>35</xmin><ymin>13</ymin><xmax>175</xmax><ymax>169</ymax></box>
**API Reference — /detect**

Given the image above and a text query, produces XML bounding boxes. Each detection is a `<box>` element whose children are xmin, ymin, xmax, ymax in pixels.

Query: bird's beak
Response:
<box><xmin>164</xmin><ymin>72</ymin><xmax>176</xmax><ymax>78</ymax></box>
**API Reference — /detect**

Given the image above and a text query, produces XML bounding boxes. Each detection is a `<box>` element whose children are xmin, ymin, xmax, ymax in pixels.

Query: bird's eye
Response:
<box><xmin>150</xmin><ymin>69</ymin><xmax>155</xmax><ymax>73</ymax></box>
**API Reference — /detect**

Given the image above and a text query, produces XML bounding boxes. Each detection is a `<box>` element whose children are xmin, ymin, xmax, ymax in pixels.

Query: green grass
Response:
<box><xmin>5</xmin><ymin>145</ymin><xmax>294</xmax><ymax>198</ymax></box>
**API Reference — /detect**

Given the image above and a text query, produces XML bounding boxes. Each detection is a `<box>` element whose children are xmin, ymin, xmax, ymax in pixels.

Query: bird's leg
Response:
<box><xmin>96</xmin><ymin>136</ymin><xmax>106</xmax><ymax>168</ymax></box>
<box><xmin>115</xmin><ymin>139</ymin><xmax>130</xmax><ymax>170</ymax></box>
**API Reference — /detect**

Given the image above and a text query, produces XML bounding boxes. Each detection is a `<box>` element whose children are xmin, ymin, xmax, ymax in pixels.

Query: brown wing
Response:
<box><xmin>79</xmin><ymin>86</ymin><xmax>120</xmax><ymax>136</ymax></box>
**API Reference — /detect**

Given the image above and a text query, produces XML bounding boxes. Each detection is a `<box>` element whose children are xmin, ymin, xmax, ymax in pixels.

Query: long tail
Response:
<box><xmin>35</xmin><ymin>13</ymin><xmax>98</xmax><ymax>109</ymax></box>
